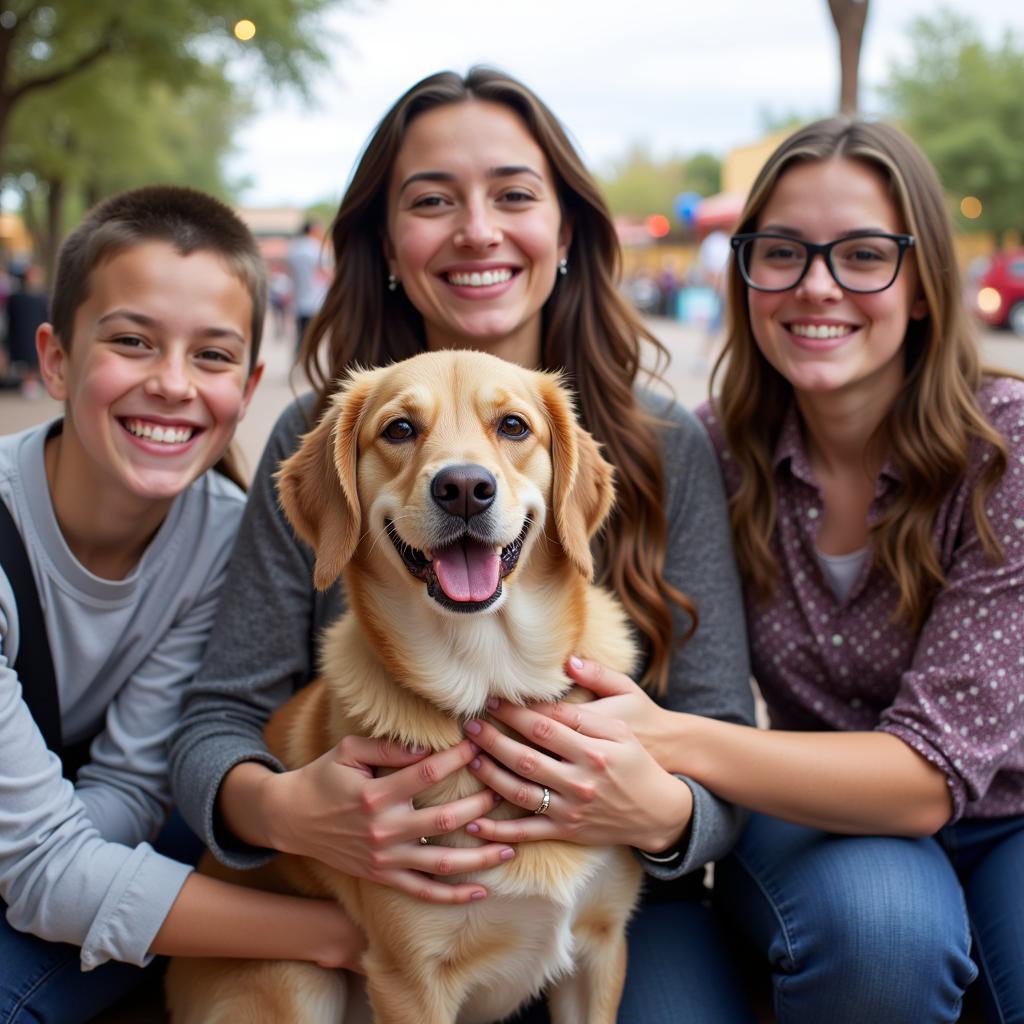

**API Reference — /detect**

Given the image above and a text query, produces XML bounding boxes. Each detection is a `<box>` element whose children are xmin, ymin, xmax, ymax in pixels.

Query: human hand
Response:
<box><xmin>554</xmin><ymin>656</ymin><xmax>675</xmax><ymax>764</ymax></box>
<box><xmin>266</xmin><ymin>736</ymin><xmax>515</xmax><ymax>903</ymax></box>
<box><xmin>462</xmin><ymin>698</ymin><xmax>692</xmax><ymax>854</ymax></box>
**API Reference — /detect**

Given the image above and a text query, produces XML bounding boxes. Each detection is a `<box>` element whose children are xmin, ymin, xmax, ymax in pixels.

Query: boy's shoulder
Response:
<box><xmin>193</xmin><ymin>463</ymin><xmax>248</xmax><ymax>508</ymax></box>
<box><xmin>0</xmin><ymin>420</ymin><xmax>57</xmax><ymax>507</ymax></box>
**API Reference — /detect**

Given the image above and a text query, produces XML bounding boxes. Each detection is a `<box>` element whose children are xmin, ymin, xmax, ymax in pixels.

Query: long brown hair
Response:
<box><xmin>712</xmin><ymin>117</ymin><xmax>1007</xmax><ymax>629</ymax></box>
<box><xmin>300</xmin><ymin>66</ymin><xmax>693</xmax><ymax>692</ymax></box>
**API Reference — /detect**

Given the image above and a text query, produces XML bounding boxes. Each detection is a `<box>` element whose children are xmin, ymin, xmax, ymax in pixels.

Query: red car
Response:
<box><xmin>974</xmin><ymin>248</ymin><xmax>1024</xmax><ymax>335</ymax></box>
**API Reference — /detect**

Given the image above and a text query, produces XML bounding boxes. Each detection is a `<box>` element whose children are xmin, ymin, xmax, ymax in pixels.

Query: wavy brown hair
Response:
<box><xmin>299</xmin><ymin>66</ymin><xmax>693</xmax><ymax>693</ymax></box>
<box><xmin>711</xmin><ymin>117</ymin><xmax>1007</xmax><ymax>630</ymax></box>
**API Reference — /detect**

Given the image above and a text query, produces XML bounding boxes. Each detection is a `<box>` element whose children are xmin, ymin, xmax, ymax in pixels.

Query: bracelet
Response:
<box><xmin>637</xmin><ymin>846</ymin><xmax>683</xmax><ymax>864</ymax></box>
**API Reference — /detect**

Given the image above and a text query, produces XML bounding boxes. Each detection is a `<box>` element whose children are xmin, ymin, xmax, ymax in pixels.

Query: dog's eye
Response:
<box><xmin>382</xmin><ymin>419</ymin><xmax>416</xmax><ymax>442</ymax></box>
<box><xmin>498</xmin><ymin>415</ymin><xmax>530</xmax><ymax>439</ymax></box>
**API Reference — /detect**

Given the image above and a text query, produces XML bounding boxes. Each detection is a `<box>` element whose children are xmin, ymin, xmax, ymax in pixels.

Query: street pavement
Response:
<box><xmin>4</xmin><ymin>317</ymin><xmax>1023</xmax><ymax>475</ymax></box>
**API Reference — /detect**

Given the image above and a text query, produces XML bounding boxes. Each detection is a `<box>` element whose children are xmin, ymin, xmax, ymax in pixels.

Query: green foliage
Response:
<box><xmin>0</xmin><ymin>0</ymin><xmax>332</xmax><ymax>107</ymax></box>
<box><xmin>0</xmin><ymin>0</ymin><xmax>341</xmax><ymax>269</ymax></box>
<box><xmin>599</xmin><ymin>144</ymin><xmax>721</xmax><ymax>220</ymax></box>
<box><xmin>882</xmin><ymin>9</ymin><xmax>1024</xmax><ymax>242</ymax></box>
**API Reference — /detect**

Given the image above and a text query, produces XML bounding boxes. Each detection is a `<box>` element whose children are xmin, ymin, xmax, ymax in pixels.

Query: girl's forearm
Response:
<box><xmin>658</xmin><ymin>712</ymin><xmax>953</xmax><ymax>837</ymax></box>
<box><xmin>150</xmin><ymin>872</ymin><xmax>363</xmax><ymax>968</ymax></box>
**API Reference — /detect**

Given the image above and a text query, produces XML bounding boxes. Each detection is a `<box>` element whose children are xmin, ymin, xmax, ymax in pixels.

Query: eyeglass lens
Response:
<box><xmin>739</xmin><ymin>235</ymin><xmax>904</xmax><ymax>292</ymax></box>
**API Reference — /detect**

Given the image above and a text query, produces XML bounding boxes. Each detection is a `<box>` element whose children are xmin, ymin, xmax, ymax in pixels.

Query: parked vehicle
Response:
<box><xmin>973</xmin><ymin>248</ymin><xmax>1024</xmax><ymax>336</ymax></box>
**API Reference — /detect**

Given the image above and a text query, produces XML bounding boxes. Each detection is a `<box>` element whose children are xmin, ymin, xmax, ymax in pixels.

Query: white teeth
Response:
<box><xmin>124</xmin><ymin>419</ymin><xmax>195</xmax><ymax>444</ymax></box>
<box><xmin>447</xmin><ymin>268</ymin><xmax>513</xmax><ymax>287</ymax></box>
<box><xmin>790</xmin><ymin>323</ymin><xmax>854</xmax><ymax>340</ymax></box>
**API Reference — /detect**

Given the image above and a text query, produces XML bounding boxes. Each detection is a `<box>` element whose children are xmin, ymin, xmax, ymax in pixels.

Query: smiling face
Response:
<box><xmin>384</xmin><ymin>100</ymin><xmax>570</xmax><ymax>368</ymax></box>
<box><xmin>38</xmin><ymin>240</ymin><xmax>261</xmax><ymax>508</ymax></box>
<box><xmin>747</xmin><ymin>156</ymin><xmax>927</xmax><ymax>407</ymax></box>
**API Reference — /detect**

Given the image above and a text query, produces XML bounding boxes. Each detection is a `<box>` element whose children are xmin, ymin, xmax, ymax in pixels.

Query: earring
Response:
<box><xmin>558</xmin><ymin>258</ymin><xmax>568</xmax><ymax>276</ymax></box>
<box><xmin>388</xmin><ymin>273</ymin><xmax>398</xmax><ymax>292</ymax></box>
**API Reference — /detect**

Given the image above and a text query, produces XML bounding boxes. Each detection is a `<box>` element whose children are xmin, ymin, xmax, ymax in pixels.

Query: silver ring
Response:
<box><xmin>419</xmin><ymin>836</ymin><xmax>429</xmax><ymax>845</ymax></box>
<box><xmin>533</xmin><ymin>786</ymin><xmax>551</xmax><ymax>815</ymax></box>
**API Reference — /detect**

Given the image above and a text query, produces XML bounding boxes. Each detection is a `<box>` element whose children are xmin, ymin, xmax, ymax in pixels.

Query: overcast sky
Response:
<box><xmin>228</xmin><ymin>0</ymin><xmax>1024</xmax><ymax>209</ymax></box>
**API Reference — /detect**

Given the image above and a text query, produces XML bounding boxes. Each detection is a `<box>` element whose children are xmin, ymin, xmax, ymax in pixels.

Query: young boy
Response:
<box><xmin>0</xmin><ymin>187</ymin><xmax>361</xmax><ymax>1023</ymax></box>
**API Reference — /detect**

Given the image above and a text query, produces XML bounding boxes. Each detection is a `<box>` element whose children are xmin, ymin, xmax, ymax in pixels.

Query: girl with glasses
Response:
<box><xmin>554</xmin><ymin>118</ymin><xmax>1023</xmax><ymax>1022</ymax></box>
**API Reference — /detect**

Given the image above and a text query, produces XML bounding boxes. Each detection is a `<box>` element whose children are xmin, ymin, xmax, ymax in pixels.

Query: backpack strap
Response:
<box><xmin>0</xmin><ymin>498</ymin><xmax>63</xmax><ymax>755</ymax></box>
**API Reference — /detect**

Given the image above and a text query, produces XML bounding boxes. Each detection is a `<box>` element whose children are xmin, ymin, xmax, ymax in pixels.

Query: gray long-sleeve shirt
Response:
<box><xmin>0</xmin><ymin>420</ymin><xmax>245</xmax><ymax>968</ymax></box>
<box><xmin>170</xmin><ymin>389</ymin><xmax>754</xmax><ymax>878</ymax></box>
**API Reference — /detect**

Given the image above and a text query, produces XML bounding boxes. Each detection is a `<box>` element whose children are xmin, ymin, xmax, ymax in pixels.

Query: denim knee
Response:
<box><xmin>718</xmin><ymin>818</ymin><xmax>977</xmax><ymax>1024</ymax></box>
<box><xmin>777</xmin><ymin>874</ymin><xmax>974</xmax><ymax>1021</ymax></box>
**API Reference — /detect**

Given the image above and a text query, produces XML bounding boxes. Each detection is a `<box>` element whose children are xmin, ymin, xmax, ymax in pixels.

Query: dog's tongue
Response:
<box><xmin>432</xmin><ymin>538</ymin><xmax>500</xmax><ymax>602</ymax></box>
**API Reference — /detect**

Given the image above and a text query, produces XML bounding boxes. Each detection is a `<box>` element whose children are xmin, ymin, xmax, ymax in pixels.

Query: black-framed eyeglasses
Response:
<box><xmin>730</xmin><ymin>232</ymin><xmax>916</xmax><ymax>294</ymax></box>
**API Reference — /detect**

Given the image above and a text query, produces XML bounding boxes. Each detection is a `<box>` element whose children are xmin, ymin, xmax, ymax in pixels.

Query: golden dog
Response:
<box><xmin>167</xmin><ymin>349</ymin><xmax>642</xmax><ymax>1023</ymax></box>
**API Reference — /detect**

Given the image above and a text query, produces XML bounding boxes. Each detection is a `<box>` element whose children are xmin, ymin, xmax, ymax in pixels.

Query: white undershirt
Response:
<box><xmin>815</xmin><ymin>546</ymin><xmax>868</xmax><ymax>603</ymax></box>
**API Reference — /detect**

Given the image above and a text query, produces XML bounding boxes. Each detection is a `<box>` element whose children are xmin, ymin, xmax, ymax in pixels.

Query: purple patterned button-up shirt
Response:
<box><xmin>697</xmin><ymin>377</ymin><xmax>1024</xmax><ymax>821</ymax></box>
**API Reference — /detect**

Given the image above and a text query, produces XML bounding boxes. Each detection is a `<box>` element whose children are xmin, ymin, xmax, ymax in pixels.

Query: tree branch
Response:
<box><xmin>5</xmin><ymin>29</ymin><xmax>115</xmax><ymax>105</ymax></box>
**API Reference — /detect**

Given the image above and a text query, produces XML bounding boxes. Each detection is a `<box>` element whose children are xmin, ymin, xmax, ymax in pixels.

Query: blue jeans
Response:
<box><xmin>617</xmin><ymin>892</ymin><xmax>756</xmax><ymax>1022</ymax></box>
<box><xmin>716</xmin><ymin>811</ymin><xmax>1024</xmax><ymax>1024</ymax></box>
<box><xmin>0</xmin><ymin>811</ymin><xmax>203</xmax><ymax>1024</ymax></box>
<box><xmin>512</xmin><ymin>877</ymin><xmax>756</xmax><ymax>1023</ymax></box>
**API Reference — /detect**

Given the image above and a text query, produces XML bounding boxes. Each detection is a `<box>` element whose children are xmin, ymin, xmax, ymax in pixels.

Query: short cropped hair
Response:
<box><xmin>50</xmin><ymin>185</ymin><xmax>267</xmax><ymax>371</ymax></box>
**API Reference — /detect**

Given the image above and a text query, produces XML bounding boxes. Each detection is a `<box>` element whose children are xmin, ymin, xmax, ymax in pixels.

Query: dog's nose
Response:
<box><xmin>431</xmin><ymin>464</ymin><xmax>497</xmax><ymax>519</ymax></box>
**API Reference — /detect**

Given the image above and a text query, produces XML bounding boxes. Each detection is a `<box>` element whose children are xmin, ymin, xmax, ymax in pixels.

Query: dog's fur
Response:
<box><xmin>167</xmin><ymin>350</ymin><xmax>642</xmax><ymax>1024</ymax></box>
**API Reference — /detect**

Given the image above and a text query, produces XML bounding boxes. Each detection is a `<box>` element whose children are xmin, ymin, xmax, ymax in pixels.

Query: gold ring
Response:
<box><xmin>419</xmin><ymin>836</ymin><xmax>429</xmax><ymax>845</ymax></box>
<box><xmin>533</xmin><ymin>786</ymin><xmax>551</xmax><ymax>815</ymax></box>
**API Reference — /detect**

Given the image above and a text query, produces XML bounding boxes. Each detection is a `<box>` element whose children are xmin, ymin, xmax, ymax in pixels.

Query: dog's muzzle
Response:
<box><xmin>385</xmin><ymin>517</ymin><xmax>530</xmax><ymax>613</ymax></box>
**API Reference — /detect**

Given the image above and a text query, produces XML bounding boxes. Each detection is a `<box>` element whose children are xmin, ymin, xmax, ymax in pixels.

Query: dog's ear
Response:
<box><xmin>540</xmin><ymin>374</ymin><xmax>616</xmax><ymax>581</ymax></box>
<box><xmin>276</xmin><ymin>372</ymin><xmax>374</xmax><ymax>590</ymax></box>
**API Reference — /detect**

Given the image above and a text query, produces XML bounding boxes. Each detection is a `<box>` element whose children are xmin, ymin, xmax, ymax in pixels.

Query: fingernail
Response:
<box><xmin>468</xmin><ymin>741</ymin><xmax>480</xmax><ymax>754</ymax></box>
<box><xmin>491</xmin><ymin>791</ymin><xmax>503</xmax><ymax>804</ymax></box>
<box><xmin>500</xmin><ymin>847</ymin><xmax>515</xmax><ymax>861</ymax></box>
<box><xmin>569</xmin><ymin>655</ymin><xmax>584</xmax><ymax>670</ymax></box>
<box><xmin>470</xmin><ymin>890</ymin><xmax>486</xmax><ymax>901</ymax></box>
<box><xmin>407</xmin><ymin>745</ymin><xmax>427</xmax><ymax>754</ymax></box>
<box><xmin>466</xmin><ymin>823</ymin><xmax>481</xmax><ymax>834</ymax></box>
<box><xmin>486</xmin><ymin>697</ymin><xmax>500</xmax><ymax>710</ymax></box>
<box><xmin>465</xmin><ymin>720</ymin><xmax>482</xmax><ymax>736</ymax></box>
<box><xmin>470</xmin><ymin>757</ymin><xmax>481</xmax><ymax>770</ymax></box>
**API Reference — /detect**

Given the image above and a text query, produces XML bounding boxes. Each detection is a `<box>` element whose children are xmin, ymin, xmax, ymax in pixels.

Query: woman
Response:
<box><xmin>169</xmin><ymin>68</ymin><xmax>756</xmax><ymax>1021</ymax></box>
<box><xmin>500</xmin><ymin>119</ymin><xmax>1023</xmax><ymax>1023</ymax></box>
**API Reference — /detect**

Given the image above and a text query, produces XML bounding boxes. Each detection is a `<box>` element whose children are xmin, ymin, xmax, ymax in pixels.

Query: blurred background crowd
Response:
<box><xmin>0</xmin><ymin>0</ymin><xmax>1021</xmax><ymax>409</ymax></box>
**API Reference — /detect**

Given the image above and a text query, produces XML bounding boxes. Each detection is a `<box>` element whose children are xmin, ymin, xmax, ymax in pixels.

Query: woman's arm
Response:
<box><xmin>661</xmin><ymin>713</ymin><xmax>953</xmax><ymax>836</ymax></box>
<box><xmin>169</xmin><ymin>399</ymin><xmax>326</xmax><ymax>866</ymax></box>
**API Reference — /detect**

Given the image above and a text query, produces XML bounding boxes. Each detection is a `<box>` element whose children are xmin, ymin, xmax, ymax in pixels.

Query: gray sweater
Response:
<box><xmin>169</xmin><ymin>390</ymin><xmax>754</xmax><ymax>879</ymax></box>
<box><xmin>0</xmin><ymin>420</ymin><xmax>246</xmax><ymax>968</ymax></box>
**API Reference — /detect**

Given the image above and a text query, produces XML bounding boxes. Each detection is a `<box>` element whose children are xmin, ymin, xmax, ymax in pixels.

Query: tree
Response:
<box><xmin>882</xmin><ymin>10</ymin><xmax>1024</xmax><ymax>244</ymax></box>
<box><xmin>0</xmin><ymin>0</ymin><xmax>336</xmax><ymax>175</ymax></box>
<box><xmin>4</xmin><ymin>52</ymin><xmax>249</xmax><ymax>273</ymax></box>
<box><xmin>827</xmin><ymin>0</ymin><xmax>870</xmax><ymax>114</ymax></box>
<box><xmin>600</xmin><ymin>145</ymin><xmax>721</xmax><ymax>221</ymax></box>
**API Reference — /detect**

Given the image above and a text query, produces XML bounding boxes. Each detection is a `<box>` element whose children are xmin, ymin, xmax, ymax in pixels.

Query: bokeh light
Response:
<box><xmin>646</xmin><ymin>214</ymin><xmax>670</xmax><ymax>238</ymax></box>
<box><xmin>234</xmin><ymin>19</ymin><xmax>256</xmax><ymax>41</ymax></box>
<box><xmin>977</xmin><ymin>287</ymin><xmax>1002</xmax><ymax>315</ymax></box>
<box><xmin>960</xmin><ymin>195</ymin><xmax>983</xmax><ymax>219</ymax></box>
